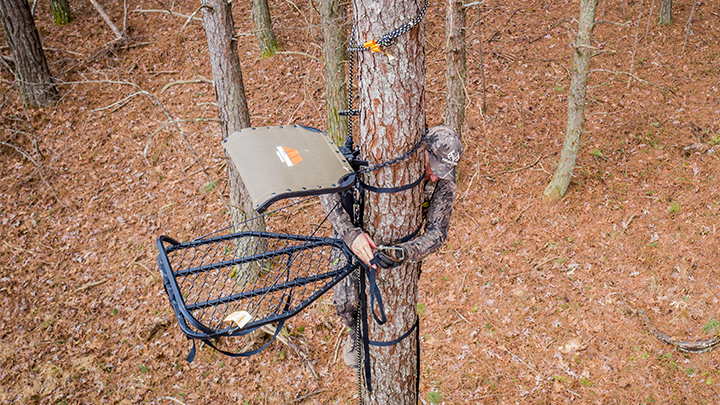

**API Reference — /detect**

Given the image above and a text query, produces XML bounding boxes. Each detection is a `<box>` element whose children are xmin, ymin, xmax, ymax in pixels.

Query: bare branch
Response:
<box><xmin>132</xmin><ymin>8</ymin><xmax>203</xmax><ymax>23</ymax></box>
<box><xmin>644</xmin><ymin>0</ymin><xmax>656</xmax><ymax>39</ymax></box>
<box><xmin>90</xmin><ymin>91</ymin><xmax>143</xmax><ymax>113</ymax></box>
<box><xmin>89</xmin><ymin>0</ymin><xmax>124</xmax><ymax>39</ymax></box>
<box><xmin>591</xmin><ymin>68</ymin><xmax>674</xmax><ymax>94</ymax></box>
<box><xmin>0</xmin><ymin>140</ymin><xmax>68</xmax><ymax>208</ymax></box>
<box><xmin>628</xmin><ymin>0</ymin><xmax>645</xmax><ymax>89</ymax></box>
<box><xmin>160</xmin><ymin>77</ymin><xmax>213</xmax><ymax>94</ymax></box>
<box><xmin>682</xmin><ymin>0</ymin><xmax>698</xmax><ymax>55</ymax></box>
<box><xmin>274</xmin><ymin>51</ymin><xmax>322</xmax><ymax>62</ymax></box>
<box><xmin>595</xmin><ymin>20</ymin><xmax>631</xmax><ymax>27</ymax></box>
<box><xmin>56</xmin><ymin>79</ymin><xmax>230</xmax><ymax>211</ymax></box>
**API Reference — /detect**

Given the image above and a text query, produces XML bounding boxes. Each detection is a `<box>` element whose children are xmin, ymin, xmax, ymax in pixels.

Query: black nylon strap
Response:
<box><xmin>369</xmin><ymin>317</ymin><xmax>418</xmax><ymax>347</ymax></box>
<box><xmin>185</xmin><ymin>294</ymin><xmax>293</xmax><ymax>362</ymax></box>
<box><xmin>394</xmin><ymin>223</ymin><xmax>421</xmax><ymax>245</ymax></box>
<box><xmin>360</xmin><ymin>172</ymin><xmax>424</xmax><ymax>194</ymax></box>
<box><xmin>358</xmin><ymin>260</ymin><xmax>422</xmax><ymax>395</ymax></box>
<box><xmin>187</xmin><ymin>318</ymin><xmax>286</xmax><ymax>361</ymax></box>
<box><xmin>366</xmin><ymin>265</ymin><xmax>387</xmax><ymax>325</ymax></box>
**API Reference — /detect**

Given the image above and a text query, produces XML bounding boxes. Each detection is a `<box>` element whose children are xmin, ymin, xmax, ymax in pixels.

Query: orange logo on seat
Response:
<box><xmin>276</xmin><ymin>146</ymin><xmax>303</xmax><ymax>167</ymax></box>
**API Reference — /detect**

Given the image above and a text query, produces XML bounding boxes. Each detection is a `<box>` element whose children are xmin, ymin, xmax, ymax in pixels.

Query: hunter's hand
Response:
<box><xmin>350</xmin><ymin>232</ymin><xmax>377</xmax><ymax>268</ymax></box>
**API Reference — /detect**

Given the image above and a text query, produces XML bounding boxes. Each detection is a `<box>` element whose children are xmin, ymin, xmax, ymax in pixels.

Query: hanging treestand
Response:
<box><xmin>157</xmin><ymin>125</ymin><xmax>362</xmax><ymax>349</ymax></box>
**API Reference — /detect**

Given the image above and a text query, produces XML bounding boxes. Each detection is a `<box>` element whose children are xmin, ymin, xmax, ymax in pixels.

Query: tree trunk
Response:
<box><xmin>251</xmin><ymin>0</ymin><xmax>280</xmax><ymax>58</ymax></box>
<box><xmin>0</xmin><ymin>0</ymin><xmax>58</xmax><ymax>107</ymax></box>
<box><xmin>319</xmin><ymin>0</ymin><xmax>349</xmax><ymax>144</ymax></box>
<box><xmin>200</xmin><ymin>0</ymin><xmax>262</xmax><ymax>231</ymax></box>
<box><xmin>658</xmin><ymin>0</ymin><xmax>672</xmax><ymax>26</ymax></box>
<box><xmin>353</xmin><ymin>0</ymin><xmax>425</xmax><ymax>403</ymax></box>
<box><xmin>543</xmin><ymin>0</ymin><xmax>598</xmax><ymax>200</ymax></box>
<box><xmin>477</xmin><ymin>10</ymin><xmax>487</xmax><ymax>116</ymax></box>
<box><xmin>444</xmin><ymin>0</ymin><xmax>466</xmax><ymax>138</ymax></box>
<box><xmin>50</xmin><ymin>0</ymin><xmax>72</xmax><ymax>26</ymax></box>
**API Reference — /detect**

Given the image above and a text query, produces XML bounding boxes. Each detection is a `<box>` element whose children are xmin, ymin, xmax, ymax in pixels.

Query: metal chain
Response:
<box><xmin>355</xmin><ymin>127</ymin><xmax>427</xmax><ymax>175</ymax></box>
<box><xmin>347</xmin><ymin>0</ymin><xmax>429</xmax><ymax>52</ymax></box>
<box><xmin>344</xmin><ymin>0</ymin><xmax>430</xmax><ymax>175</ymax></box>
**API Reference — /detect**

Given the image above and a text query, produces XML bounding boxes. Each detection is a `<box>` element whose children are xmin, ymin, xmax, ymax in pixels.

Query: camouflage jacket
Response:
<box><xmin>319</xmin><ymin>176</ymin><xmax>457</xmax><ymax>263</ymax></box>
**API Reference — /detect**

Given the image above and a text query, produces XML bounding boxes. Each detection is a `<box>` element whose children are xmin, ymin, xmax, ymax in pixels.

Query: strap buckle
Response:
<box><xmin>377</xmin><ymin>245</ymin><xmax>405</xmax><ymax>262</ymax></box>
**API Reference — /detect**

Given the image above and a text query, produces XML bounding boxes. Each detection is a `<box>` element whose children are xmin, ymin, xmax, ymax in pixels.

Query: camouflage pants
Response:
<box><xmin>331</xmin><ymin>245</ymin><xmax>359</xmax><ymax>328</ymax></box>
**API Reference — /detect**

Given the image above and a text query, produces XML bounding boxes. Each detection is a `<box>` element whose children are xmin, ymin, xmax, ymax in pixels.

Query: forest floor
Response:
<box><xmin>1</xmin><ymin>0</ymin><xmax>720</xmax><ymax>404</ymax></box>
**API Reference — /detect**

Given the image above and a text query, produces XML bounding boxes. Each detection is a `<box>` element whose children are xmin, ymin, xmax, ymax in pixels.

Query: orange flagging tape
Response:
<box><xmin>363</xmin><ymin>40</ymin><xmax>394</xmax><ymax>60</ymax></box>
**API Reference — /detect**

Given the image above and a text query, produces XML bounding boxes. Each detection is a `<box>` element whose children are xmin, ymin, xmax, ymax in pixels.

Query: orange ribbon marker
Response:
<box><xmin>364</xmin><ymin>39</ymin><xmax>395</xmax><ymax>60</ymax></box>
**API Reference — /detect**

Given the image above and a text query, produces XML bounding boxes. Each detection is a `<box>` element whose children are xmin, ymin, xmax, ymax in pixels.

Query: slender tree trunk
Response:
<box><xmin>444</xmin><ymin>0</ymin><xmax>466</xmax><ymax>138</ymax></box>
<box><xmin>200</xmin><ymin>0</ymin><xmax>262</xmax><ymax>231</ymax></box>
<box><xmin>0</xmin><ymin>0</ymin><xmax>58</xmax><ymax>107</ymax></box>
<box><xmin>251</xmin><ymin>0</ymin><xmax>280</xmax><ymax>57</ymax></box>
<box><xmin>50</xmin><ymin>0</ymin><xmax>72</xmax><ymax>26</ymax></box>
<box><xmin>353</xmin><ymin>0</ymin><xmax>425</xmax><ymax>402</ymax></box>
<box><xmin>477</xmin><ymin>12</ymin><xmax>487</xmax><ymax>116</ymax></box>
<box><xmin>658</xmin><ymin>0</ymin><xmax>672</xmax><ymax>26</ymax></box>
<box><xmin>543</xmin><ymin>0</ymin><xmax>598</xmax><ymax>200</ymax></box>
<box><xmin>320</xmin><ymin>0</ymin><xmax>349</xmax><ymax>144</ymax></box>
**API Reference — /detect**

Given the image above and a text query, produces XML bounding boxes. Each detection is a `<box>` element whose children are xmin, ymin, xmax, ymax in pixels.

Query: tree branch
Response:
<box><xmin>89</xmin><ymin>0</ymin><xmax>124</xmax><ymax>39</ymax></box>
<box><xmin>132</xmin><ymin>8</ymin><xmax>203</xmax><ymax>23</ymax></box>
<box><xmin>160</xmin><ymin>77</ymin><xmax>213</xmax><ymax>94</ymax></box>
<box><xmin>57</xmin><ymin>79</ymin><xmax>230</xmax><ymax>210</ymax></box>
<box><xmin>591</xmin><ymin>68</ymin><xmax>674</xmax><ymax>94</ymax></box>
<box><xmin>0</xmin><ymin>140</ymin><xmax>68</xmax><ymax>208</ymax></box>
<box><xmin>681</xmin><ymin>0</ymin><xmax>698</xmax><ymax>55</ymax></box>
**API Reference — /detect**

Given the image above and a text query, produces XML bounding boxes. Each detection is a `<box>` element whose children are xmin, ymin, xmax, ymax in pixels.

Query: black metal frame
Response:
<box><xmin>157</xmin><ymin>231</ymin><xmax>359</xmax><ymax>340</ymax></box>
<box><xmin>256</xmin><ymin>172</ymin><xmax>355</xmax><ymax>213</ymax></box>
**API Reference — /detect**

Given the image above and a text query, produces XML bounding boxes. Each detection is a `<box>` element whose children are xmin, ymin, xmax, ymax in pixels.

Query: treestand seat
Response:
<box><xmin>222</xmin><ymin>125</ymin><xmax>355</xmax><ymax>213</ymax></box>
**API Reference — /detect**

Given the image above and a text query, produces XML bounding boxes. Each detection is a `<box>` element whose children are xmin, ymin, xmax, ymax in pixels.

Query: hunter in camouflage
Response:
<box><xmin>319</xmin><ymin>125</ymin><xmax>463</xmax><ymax>366</ymax></box>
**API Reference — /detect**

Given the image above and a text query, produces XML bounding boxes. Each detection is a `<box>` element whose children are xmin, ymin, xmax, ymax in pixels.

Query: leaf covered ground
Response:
<box><xmin>1</xmin><ymin>0</ymin><xmax>719</xmax><ymax>404</ymax></box>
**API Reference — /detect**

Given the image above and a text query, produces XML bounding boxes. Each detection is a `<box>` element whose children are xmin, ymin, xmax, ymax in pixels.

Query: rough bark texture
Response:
<box><xmin>200</xmin><ymin>0</ymin><xmax>261</xmax><ymax>230</ymax></box>
<box><xmin>320</xmin><ymin>0</ymin><xmax>349</xmax><ymax>144</ymax></box>
<box><xmin>543</xmin><ymin>0</ymin><xmax>598</xmax><ymax>200</ymax></box>
<box><xmin>477</xmin><ymin>10</ymin><xmax>487</xmax><ymax>116</ymax></box>
<box><xmin>50</xmin><ymin>0</ymin><xmax>72</xmax><ymax>26</ymax></box>
<box><xmin>658</xmin><ymin>0</ymin><xmax>672</xmax><ymax>26</ymax></box>
<box><xmin>251</xmin><ymin>0</ymin><xmax>280</xmax><ymax>58</ymax></box>
<box><xmin>353</xmin><ymin>0</ymin><xmax>426</xmax><ymax>403</ymax></box>
<box><xmin>444</xmin><ymin>0</ymin><xmax>466</xmax><ymax>138</ymax></box>
<box><xmin>0</xmin><ymin>0</ymin><xmax>58</xmax><ymax>107</ymax></box>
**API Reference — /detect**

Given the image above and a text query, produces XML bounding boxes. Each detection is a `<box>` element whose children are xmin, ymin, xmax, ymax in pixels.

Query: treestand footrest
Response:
<box><xmin>157</xmin><ymin>231</ymin><xmax>357</xmax><ymax>340</ymax></box>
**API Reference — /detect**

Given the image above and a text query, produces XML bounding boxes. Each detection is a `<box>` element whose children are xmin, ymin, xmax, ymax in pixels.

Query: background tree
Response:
<box><xmin>658</xmin><ymin>0</ymin><xmax>672</xmax><ymax>25</ymax></box>
<box><xmin>543</xmin><ymin>0</ymin><xmax>598</xmax><ymax>200</ymax></box>
<box><xmin>252</xmin><ymin>0</ymin><xmax>280</xmax><ymax>57</ymax></box>
<box><xmin>319</xmin><ymin>0</ymin><xmax>348</xmax><ymax>144</ymax></box>
<box><xmin>50</xmin><ymin>0</ymin><xmax>72</xmax><ymax>26</ymax></box>
<box><xmin>444</xmin><ymin>0</ymin><xmax>466</xmax><ymax>137</ymax></box>
<box><xmin>0</xmin><ymin>0</ymin><xmax>58</xmax><ymax>107</ymax></box>
<box><xmin>352</xmin><ymin>0</ymin><xmax>425</xmax><ymax>402</ymax></box>
<box><xmin>200</xmin><ymin>0</ymin><xmax>261</xmax><ymax>230</ymax></box>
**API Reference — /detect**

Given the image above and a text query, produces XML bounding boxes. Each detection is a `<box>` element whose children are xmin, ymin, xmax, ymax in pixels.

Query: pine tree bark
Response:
<box><xmin>0</xmin><ymin>0</ymin><xmax>58</xmax><ymax>107</ymax></box>
<box><xmin>200</xmin><ymin>0</ymin><xmax>261</xmax><ymax>230</ymax></box>
<box><xmin>658</xmin><ymin>0</ymin><xmax>672</xmax><ymax>26</ymax></box>
<box><xmin>251</xmin><ymin>0</ymin><xmax>280</xmax><ymax>57</ymax></box>
<box><xmin>320</xmin><ymin>0</ymin><xmax>349</xmax><ymax>144</ymax></box>
<box><xmin>444</xmin><ymin>0</ymin><xmax>466</xmax><ymax>137</ymax></box>
<box><xmin>543</xmin><ymin>0</ymin><xmax>598</xmax><ymax>200</ymax></box>
<box><xmin>353</xmin><ymin>0</ymin><xmax>425</xmax><ymax>402</ymax></box>
<box><xmin>50</xmin><ymin>0</ymin><xmax>72</xmax><ymax>26</ymax></box>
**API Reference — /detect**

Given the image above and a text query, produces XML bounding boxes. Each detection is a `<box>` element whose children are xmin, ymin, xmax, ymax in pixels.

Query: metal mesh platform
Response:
<box><xmin>157</xmin><ymin>231</ymin><xmax>358</xmax><ymax>340</ymax></box>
